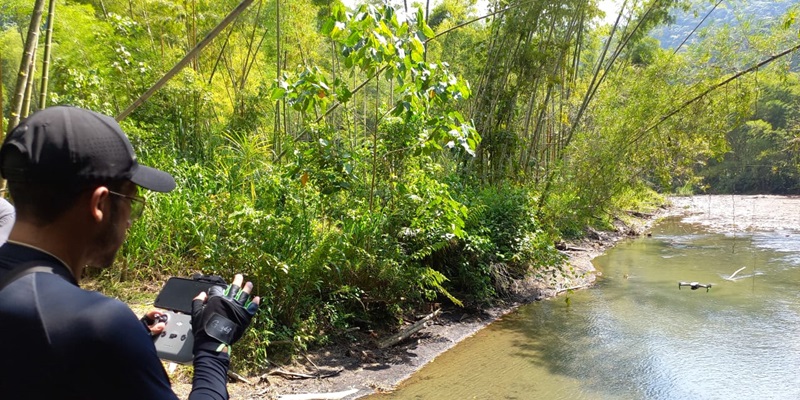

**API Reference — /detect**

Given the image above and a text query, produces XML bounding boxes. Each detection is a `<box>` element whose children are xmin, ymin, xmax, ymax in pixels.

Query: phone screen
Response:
<box><xmin>154</xmin><ymin>277</ymin><xmax>223</xmax><ymax>314</ymax></box>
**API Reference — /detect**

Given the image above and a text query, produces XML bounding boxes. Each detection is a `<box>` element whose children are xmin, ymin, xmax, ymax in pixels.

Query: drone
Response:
<box><xmin>678</xmin><ymin>281</ymin><xmax>712</xmax><ymax>292</ymax></box>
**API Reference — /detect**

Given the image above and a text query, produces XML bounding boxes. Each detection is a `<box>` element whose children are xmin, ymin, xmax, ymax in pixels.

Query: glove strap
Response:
<box><xmin>194</xmin><ymin>339</ymin><xmax>230</xmax><ymax>355</ymax></box>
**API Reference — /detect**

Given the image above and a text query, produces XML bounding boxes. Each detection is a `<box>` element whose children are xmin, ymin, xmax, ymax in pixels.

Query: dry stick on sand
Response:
<box><xmin>726</xmin><ymin>266</ymin><xmax>747</xmax><ymax>281</ymax></box>
<box><xmin>277</xmin><ymin>388</ymin><xmax>360</xmax><ymax>400</ymax></box>
<box><xmin>226</xmin><ymin>370</ymin><xmax>252</xmax><ymax>384</ymax></box>
<box><xmin>556</xmin><ymin>285</ymin><xmax>587</xmax><ymax>295</ymax></box>
<box><xmin>268</xmin><ymin>368</ymin><xmax>344</xmax><ymax>380</ymax></box>
<box><xmin>378</xmin><ymin>309</ymin><xmax>442</xmax><ymax>349</ymax></box>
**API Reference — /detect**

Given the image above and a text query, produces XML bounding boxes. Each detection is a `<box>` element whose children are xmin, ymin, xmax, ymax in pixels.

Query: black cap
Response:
<box><xmin>0</xmin><ymin>106</ymin><xmax>175</xmax><ymax>192</ymax></box>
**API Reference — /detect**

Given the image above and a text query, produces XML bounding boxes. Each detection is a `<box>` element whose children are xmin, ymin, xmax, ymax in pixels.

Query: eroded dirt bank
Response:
<box><xmin>171</xmin><ymin>195</ymin><xmax>796</xmax><ymax>399</ymax></box>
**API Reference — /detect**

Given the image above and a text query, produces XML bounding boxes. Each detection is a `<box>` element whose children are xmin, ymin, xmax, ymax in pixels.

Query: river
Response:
<box><xmin>367</xmin><ymin>195</ymin><xmax>800</xmax><ymax>399</ymax></box>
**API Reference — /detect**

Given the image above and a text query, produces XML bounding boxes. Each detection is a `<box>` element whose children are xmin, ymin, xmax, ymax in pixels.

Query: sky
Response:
<box><xmin>339</xmin><ymin>1</ymin><xmax>620</xmax><ymax>24</ymax></box>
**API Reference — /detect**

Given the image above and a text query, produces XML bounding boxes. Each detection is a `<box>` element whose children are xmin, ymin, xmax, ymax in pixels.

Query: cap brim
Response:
<box><xmin>130</xmin><ymin>165</ymin><xmax>176</xmax><ymax>193</ymax></box>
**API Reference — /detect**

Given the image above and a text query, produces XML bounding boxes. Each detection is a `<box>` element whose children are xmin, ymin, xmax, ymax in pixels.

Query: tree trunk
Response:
<box><xmin>39</xmin><ymin>0</ymin><xmax>56</xmax><ymax>109</ymax></box>
<box><xmin>9</xmin><ymin>0</ymin><xmax>46</xmax><ymax>132</ymax></box>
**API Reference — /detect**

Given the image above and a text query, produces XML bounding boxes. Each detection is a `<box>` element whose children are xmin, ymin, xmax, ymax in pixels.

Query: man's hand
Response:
<box><xmin>191</xmin><ymin>274</ymin><xmax>260</xmax><ymax>353</ymax></box>
<box><xmin>140</xmin><ymin>310</ymin><xmax>166</xmax><ymax>336</ymax></box>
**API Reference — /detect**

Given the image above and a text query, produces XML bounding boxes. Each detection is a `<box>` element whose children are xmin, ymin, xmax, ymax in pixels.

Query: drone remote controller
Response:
<box><xmin>152</xmin><ymin>277</ymin><xmax>224</xmax><ymax>363</ymax></box>
<box><xmin>153</xmin><ymin>311</ymin><xmax>195</xmax><ymax>363</ymax></box>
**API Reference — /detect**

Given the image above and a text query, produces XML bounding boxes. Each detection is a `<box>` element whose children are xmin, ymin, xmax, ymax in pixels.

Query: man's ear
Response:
<box><xmin>89</xmin><ymin>186</ymin><xmax>110</xmax><ymax>223</ymax></box>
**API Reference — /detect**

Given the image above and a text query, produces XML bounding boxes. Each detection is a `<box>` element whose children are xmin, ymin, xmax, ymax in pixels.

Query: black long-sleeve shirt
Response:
<box><xmin>0</xmin><ymin>243</ymin><xmax>229</xmax><ymax>399</ymax></box>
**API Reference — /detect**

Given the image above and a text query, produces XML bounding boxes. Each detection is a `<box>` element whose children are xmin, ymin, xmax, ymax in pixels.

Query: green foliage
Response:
<box><xmin>275</xmin><ymin>3</ymin><xmax>480</xmax><ymax>156</ymax></box>
<box><xmin>701</xmin><ymin>100</ymin><xmax>800</xmax><ymax>194</ymax></box>
<box><xmin>685</xmin><ymin>6</ymin><xmax>800</xmax><ymax>194</ymax></box>
<box><xmin>418</xmin><ymin>184</ymin><xmax>564</xmax><ymax>304</ymax></box>
<box><xmin>424</xmin><ymin>0</ymin><xmax>487</xmax><ymax>82</ymax></box>
<box><xmin>269</xmin><ymin>2</ymin><xmax>483</xmax><ymax>313</ymax></box>
<box><xmin>611</xmin><ymin>184</ymin><xmax>665</xmax><ymax>214</ymax></box>
<box><xmin>625</xmin><ymin>36</ymin><xmax>661</xmax><ymax>66</ymax></box>
<box><xmin>539</xmin><ymin>186</ymin><xmax>586</xmax><ymax>239</ymax></box>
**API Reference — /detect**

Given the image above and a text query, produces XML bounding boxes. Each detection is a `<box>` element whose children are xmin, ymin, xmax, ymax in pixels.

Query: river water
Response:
<box><xmin>369</xmin><ymin>196</ymin><xmax>800</xmax><ymax>400</ymax></box>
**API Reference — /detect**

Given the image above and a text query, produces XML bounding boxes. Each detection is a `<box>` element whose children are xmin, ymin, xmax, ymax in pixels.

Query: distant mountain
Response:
<box><xmin>651</xmin><ymin>0</ymin><xmax>795</xmax><ymax>49</ymax></box>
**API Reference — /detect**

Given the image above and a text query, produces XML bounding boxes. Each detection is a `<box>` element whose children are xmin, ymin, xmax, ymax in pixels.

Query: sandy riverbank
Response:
<box><xmin>667</xmin><ymin>194</ymin><xmax>800</xmax><ymax>232</ymax></box>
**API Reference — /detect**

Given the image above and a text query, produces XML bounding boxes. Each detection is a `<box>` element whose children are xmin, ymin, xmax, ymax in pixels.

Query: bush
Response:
<box><xmin>420</xmin><ymin>184</ymin><xmax>564</xmax><ymax>305</ymax></box>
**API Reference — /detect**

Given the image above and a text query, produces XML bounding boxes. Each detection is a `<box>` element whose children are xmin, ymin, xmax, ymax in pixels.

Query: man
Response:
<box><xmin>0</xmin><ymin>196</ymin><xmax>14</xmax><ymax>243</ymax></box>
<box><xmin>0</xmin><ymin>106</ymin><xmax>258</xmax><ymax>399</ymax></box>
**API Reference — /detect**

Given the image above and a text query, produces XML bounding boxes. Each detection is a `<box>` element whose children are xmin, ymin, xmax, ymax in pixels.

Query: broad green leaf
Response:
<box><xmin>336</xmin><ymin>86</ymin><xmax>353</xmax><ymax>103</ymax></box>
<box><xmin>421</xmin><ymin>23</ymin><xmax>435</xmax><ymax>40</ymax></box>
<box><xmin>321</xmin><ymin>18</ymin><xmax>336</xmax><ymax>35</ymax></box>
<box><xmin>344</xmin><ymin>31</ymin><xmax>361</xmax><ymax>47</ymax></box>
<box><xmin>397</xmin><ymin>22</ymin><xmax>408</xmax><ymax>37</ymax></box>
<box><xmin>270</xmin><ymin>87</ymin><xmax>286</xmax><ymax>100</ymax></box>
<box><xmin>410</xmin><ymin>39</ymin><xmax>424</xmax><ymax>62</ymax></box>
<box><xmin>448</xmin><ymin>111</ymin><xmax>464</xmax><ymax>123</ymax></box>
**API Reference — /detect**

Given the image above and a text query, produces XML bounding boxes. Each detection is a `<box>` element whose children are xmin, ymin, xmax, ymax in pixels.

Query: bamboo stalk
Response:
<box><xmin>274</xmin><ymin>0</ymin><xmax>282</xmax><ymax>161</ymax></box>
<box><xmin>116</xmin><ymin>0</ymin><xmax>256</xmax><ymax>121</ymax></box>
<box><xmin>626</xmin><ymin>42</ymin><xmax>800</xmax><ymax>148</ymax></box>
<box><xmin>38</xmin><ymin>0</ymin><xmax>55</xmax><ymax>109</ymax></box>
<box><xmin>22</xmin><ymin>54</ymin><xmax>37</xmax><ymax>117</ymax></box>
<box><xmin>240</xmin><ymin>0</ymin><xmax>263</xmax><ymax>91</ymax></box>
<box><xmin>8</xmin><ymin>0</ymin><xmax>46</xmax><ymax>131</ymax></box>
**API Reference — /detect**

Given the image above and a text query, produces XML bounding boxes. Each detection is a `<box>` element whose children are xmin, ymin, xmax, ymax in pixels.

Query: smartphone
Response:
<box><xmin>154</xmin><ymin>277</ymin><xmax>224</xmax><ymax>314</ymax></box>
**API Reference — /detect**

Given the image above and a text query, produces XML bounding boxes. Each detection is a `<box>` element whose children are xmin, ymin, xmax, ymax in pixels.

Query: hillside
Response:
<box><xmin>652</xmin><ymin>0</ymin><xmax>794</xmax><ymax>49</ymax></box>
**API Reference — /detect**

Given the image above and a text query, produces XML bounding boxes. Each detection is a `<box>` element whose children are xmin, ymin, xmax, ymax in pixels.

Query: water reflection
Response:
<box><xmin>371</xmin><ymin>217</ymin><xmax>800</xmax><ymax>400</ymax></box>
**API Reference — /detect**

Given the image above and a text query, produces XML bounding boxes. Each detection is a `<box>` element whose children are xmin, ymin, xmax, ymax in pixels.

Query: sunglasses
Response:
<box><xmin>108</xmin><ymin>190</ymin><xmax>146</xmax><ymax>221</ymax></box>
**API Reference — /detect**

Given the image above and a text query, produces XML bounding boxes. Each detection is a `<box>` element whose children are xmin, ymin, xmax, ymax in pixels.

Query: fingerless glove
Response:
<box><xmin>191</xmin><ymin>283</ymin><xmax>258</xmax><ymax>353</ymax></box>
